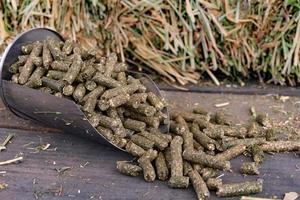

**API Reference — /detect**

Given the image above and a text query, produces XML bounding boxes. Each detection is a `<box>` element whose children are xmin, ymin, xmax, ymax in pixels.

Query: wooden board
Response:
<box><xmin>0</xmin><ymin>91</ymin><xmax>300</xmax><ymax>200</ymax></box>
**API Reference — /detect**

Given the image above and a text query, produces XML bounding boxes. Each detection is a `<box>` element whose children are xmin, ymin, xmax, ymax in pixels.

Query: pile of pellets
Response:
<box><xmin>9</xmin><ymin>37</ymin><xmax>168</xmax><ymax>150</ymax></box>
<box><xmin>9</xmin><ymin>37</ymin><xmax>300</xmax><ymax>199</ymax></box>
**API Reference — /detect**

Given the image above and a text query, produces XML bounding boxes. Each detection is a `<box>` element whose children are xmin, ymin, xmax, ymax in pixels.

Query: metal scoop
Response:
<box><xmin>0</xmin><ymin>28</ymin><xmax>169</xmax><ymax>151</ymax></box>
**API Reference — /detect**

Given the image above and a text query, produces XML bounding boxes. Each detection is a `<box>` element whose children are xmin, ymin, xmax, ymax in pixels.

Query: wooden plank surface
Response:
<box><xmin>0</xmin><ymin>91</ymin><xmax>300</xmax><ymax>200</ymax></box>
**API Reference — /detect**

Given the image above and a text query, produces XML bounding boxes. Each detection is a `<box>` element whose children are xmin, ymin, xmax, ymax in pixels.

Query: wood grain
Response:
<box><xmin>0</xmin><ymin>91</ymin><xmax>299</xmax><ymax>200</ymax></box>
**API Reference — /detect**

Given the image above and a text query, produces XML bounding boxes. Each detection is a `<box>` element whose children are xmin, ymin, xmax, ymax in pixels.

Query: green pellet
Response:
<box><xmin>222</xmin><ymin>138</ymin><xmax>266</xmax><ymax>149</ymax></box>
<box><xmin>21</xmin><ymin>43</ymin><xmax>33</xmax><ymax>54</ymax></box>
<box><xmin>188</xmin><ymin>169</ymin><xmax>210</xmax><ymax>199</ymax></box>
<box><xmin>62</xmin><ymin>85</ymin><xmax>75</xmax><ymax>96</ymax></box>
<box><xmin>175</xmin><ymin>115</ymin><xmax>189</xmax><ymax>130</ymax></box>
<box><xmin>130</xmin><ymin>135</ymin><xmax>155</xmax><ymax>150</ymax></box>
<box><xmin>96</xmin><ymin>114</ymin><xmax>119</xmax><ymax>130</ymax></box>
<box><xmin>41</xmin><ymin>77</ymin><xmax>65</xmax><ymax>92</ymax></box>
<box><xmin>47</xmin><ymin>37</ymin><xmax>65</xmax><ymax>60</ymax></box>
<box><xmin>72</xmin><ymin>83</ymin><xmax>86</xmax><ymax>102</ymax></box>
<box><xmin>191</xmin><ymin>123</ymin><xmax>216</xmax><ymax>151</ymax></box>
<box><xmin>216</xmin><ymin>179</ymin><xmax>263</xmax><ymax>197</ymax></box>
<box><xmin>116</xmin><ymin>161</ymin><xmax>142</xmax><ymax>177</ymax></box>
<box><xmin>240</xmin><ymin>162</ymin><xmax>260</xmax><ymax>175</ymax></box>
<box><xmin>42</xmin><ymin>40</ymin><xmax>53</xmax><ymax>69</ymax></box>
<box><xmin>260</xmin><ymin>141</ymin><xmax>300</xmax><ymax>152</ymax></box>
<box><xmin>131</xmin><ymin>103</ymin><xmax>156</xmax><ymax>117</ymax></box>
<box><xmin>172</xmin><ymin>111</ymin><xmax>210</xmax><ymax>122</ymax></box>
<box><xmin>182</xmin><ymin>130</ymin><xmax>194</xmax><ymax>152</ymax></box>
<box><xmin>84</xmin><ymin>80</ymin><xmax>97</xmax><ymax>91</ymax></box>
<box><xmin>19</xmin><ymin>42</ymin><xmax>43</xmax><ymax>84</ymax></box>
<box><xmin>183</xmin><ymin>150</ymin><xmax>231</xmax><ymax>171</ymax></box>
<box><xmin>96</xmin><ymin>126</ymin><xmax>114</xmax><ymax>141</ymax></box>
<box><xmin>112</xmin><ymin>137</ymin><xmax>127</xmax><ymax>148</ymax></box>
<box><xmin>138</xmin><ymin>149</ymin><xmax>158</xmax><ymax>182</ymax></box>
<box><xmin>203</xmin><ymin>126</ymin><xmax>224</xmax><ymax>139</ymax></box>
<box><xmin>124</xmin><ymin>111</ymin><xmax>160</xmax><ymax>128</ymax></box>
<box><xmin>108</xmin><ymin>93</ymin><xmax>130</xmax><ymax>108</ymax></box>
<box><xmin>155</xmin><ymin>152</ymin><xmax>169</xmax><ymax>181</ymax></box>
<box><xmin>92</xmin><ymin>72</ymin><xmax>122</xmax><ymax>88</ymax></box>
<box><xmin>62</xmin><ymin>39</ymin><xmax>74</xmax><ymax>55</ymax></box>
<box><xmin>215</xmin><ymin>144</ymin><xmax>247</xmax><ymax>161</ymax></box>
<box><xmin>98</xmin><ymin>99</ymin><xmax>110</xmax><ymax>111</ymax></box>
<box><xmin>85</xmin><ymin>80</ymin><xmax>97</xmax><ymax>91</ymax></box>
<box><xmin>147</xmin><ymin>92</ymin><xmax>165</xmax><ymax>110</ymax></box>
<box><xmin>170</xmin><ymin>120</ymin><xmax>186</xmax><ymax>135</ymax></box>
<box><xmin>168</xmin><ymin>176</ymin><xmax>190</xmax><ymax>189</ymax></box>
<box><xmin>217</xmin><ymin>125</ymin><xmax>247</xmax><ymax>138</ymax></box>
<box><xmin>81</xmin><ymin>65</ymin><xmax>96</xmax><ymax>80</ymax></box>
<box><xmin>101</xmin><ymin>83</ymin><xmax>145</xmax><ymax>99</ymax></box>
<box><xmin>46</xmin><ymin>70</ymin><xmax>65</xmax><ymax>80</ymax></box>
<box><xmin>124</xmin><ymin>118</ymin><xmax>146</xmax><ymax>132</ymax></box>
<box><xmin>9</xmin><ymin>55</ymin><xmax>28</xmax><ymax>73</ymax></box>
<box><xmin>104</xmin><ymin>53</ymin><xmax>118</xmax><ymax>77</ymax></box>
<box><xmin>25</xmin><ymin>67</ymin><xmax>46</xmax><ymax>88</ymax></box>
<box><xmin>82</xmin><ymin>86</ymin><xmax>105</xmax><ymax>113</ymax></box>
<box><xmin>31</xmin><ymin>56</ymin><xmax>43</xmax><ymax>67</ymax></box>
<box><xmin>63</xmin><ymin>54</ymin><xmax>82</xmax><ymax>84</ymax></box>
<box><xmin>170</xmin><ymin>136</ymin><xmax>184</xmax><ymax>177</ymax></box>
<box><xmin>168</xmin><ymin>136</ymin><xmax>189</xmax><ymax>188</ymax></box>
<box><xmin>106</xmin><ymin>108</ymin><xmax>126</xmax><ymax>137</ymax></box>
<box><xmin>126</xmin><ymin>93</ymin><xmax>148</xmax><ymax>108</ymax></box>
<box><xmin>138</xmin><ymin>131</ymin><xmax>169</xmax><ymax>150</ymax></box>
<box><xmin>125</xmin><ymin>141</ymin><xmax>146</xmax><ymax>157</ymax></box>
<box><xmin>148</xmin><ymin>128</ymin><xmax>172</xmax><ymax>143</ymax></box>
<box><xmin>51</xmin><ymin>60</ymin><xmax>71</xmax><ymax>71</ymax></box>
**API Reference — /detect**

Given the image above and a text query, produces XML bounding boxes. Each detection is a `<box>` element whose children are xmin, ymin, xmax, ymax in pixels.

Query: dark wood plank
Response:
<box><xmin>0</xmin><ymin>91</ymin><xmax>300</xmax><ymax>200</ymax></box>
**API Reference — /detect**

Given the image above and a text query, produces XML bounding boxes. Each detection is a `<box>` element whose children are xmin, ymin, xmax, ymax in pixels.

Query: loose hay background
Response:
<box><xmin>1</xmin><ymin>0</ymin><xmax>300</xmax><ymax>86</ymax></box>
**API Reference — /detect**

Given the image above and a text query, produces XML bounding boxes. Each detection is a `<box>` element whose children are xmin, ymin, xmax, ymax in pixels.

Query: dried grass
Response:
<box><xmin>1</xmin><ymin>0</ymin><xmax>300</xmax><ymax>86</ymax></box>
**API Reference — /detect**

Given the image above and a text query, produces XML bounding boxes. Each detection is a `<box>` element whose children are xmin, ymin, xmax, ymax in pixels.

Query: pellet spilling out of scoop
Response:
<box><xmin>188</xmin><ymin>168</ymin><xmax>210</xmax><ymax>200</ymax></box>
<box><xmin>260</xmin><ymin>141</ymin><xmax>300</xmax><ymax>152</ymax></box>
<box><xmin>216</xmin><ymin>179</ymin><xmax>263</xmax><ymax>197</ymax></box>
<box><xmin>168</xmin><ymin>136</ymin><xmax>189</xmax><ymax>188</ymax></box>
<box><xmin>155</xmin><ymin>152</ymin><xmax>169</xmax><ymax>181</ymax></box>
<box><xmin>125</xmin><ymin>141</ymin><xmax>145</xmax><ymax>157</ymax></box>
<box><xmin>116</xmin><ymin>161</ymin><xmax>142</xmax><ymax>177</ymax></box>
<box><xmin>215</xmin><ymin>144</ymin><xmax>247</xmax><ymax>161</ymax></box>
<box><xmin>19</xmin><ymin>42</ymin><xmax>43</xmax><ymax>84</ymax></box>
<box><xmin>138</xmin><ymin>149</ymin><xmax>158</xmax><ymax>182</ymax></box>
<box><xmin>183</xmin><ymin>150</ymin><xmax>231</xmax><ymax>171</ymax></box>
<box><xmin>9</xmin><ymin>37</ymin><xmax>300</xmax><ymax>200</ymax></box>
